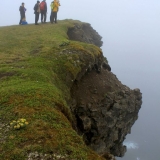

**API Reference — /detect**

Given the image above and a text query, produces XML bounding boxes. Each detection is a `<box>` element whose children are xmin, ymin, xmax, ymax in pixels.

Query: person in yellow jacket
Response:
<box><xmin>50</xmin><ymin>0</ymin><xmax>60</xmax><ymax>23</ymax></box>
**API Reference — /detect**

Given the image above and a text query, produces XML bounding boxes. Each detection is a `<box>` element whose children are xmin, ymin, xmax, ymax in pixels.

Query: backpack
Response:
<box><xmin>40</xmin><ymin>1</ymin><xmax>45</xmax><ymax>10</ymax></box>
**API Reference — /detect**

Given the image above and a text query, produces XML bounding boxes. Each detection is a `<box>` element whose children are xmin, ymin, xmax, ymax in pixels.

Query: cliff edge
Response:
<box><xmin>0</xmin><ymin>20</ymin><xmax>142</xmax><ymax>160</ymax></box>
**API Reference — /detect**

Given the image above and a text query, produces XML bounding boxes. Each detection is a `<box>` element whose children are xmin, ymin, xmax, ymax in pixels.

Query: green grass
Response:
<box><xmin>0</xmin><ymin>20</ymin><xmax>105</xmax><ymax>160</ymax></box>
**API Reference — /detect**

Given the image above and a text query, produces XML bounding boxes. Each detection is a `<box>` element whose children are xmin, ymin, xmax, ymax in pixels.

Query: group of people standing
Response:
<box><xmin>19</xmin><ymin>0</ymin><xmax>60</xmax><ymax>25</ymax></box>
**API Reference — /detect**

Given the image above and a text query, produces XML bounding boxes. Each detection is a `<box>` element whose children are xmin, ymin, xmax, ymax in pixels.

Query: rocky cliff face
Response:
<box><xmin>68</xmin><ymin>23</ymin><xmax>142</xmax><ymax>158</ymax></box>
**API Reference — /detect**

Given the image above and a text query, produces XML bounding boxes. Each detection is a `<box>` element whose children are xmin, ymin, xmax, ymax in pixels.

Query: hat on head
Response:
<box><xmin>37</xmin><ymin>0</ymin><xmax>40</xmax><ymax>3</ymax></box>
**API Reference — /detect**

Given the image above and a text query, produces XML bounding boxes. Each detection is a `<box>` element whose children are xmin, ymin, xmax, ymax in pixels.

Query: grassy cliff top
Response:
<box><xmin>0</xmin><ymin>20</ymin><xmax>106</xmax><ymax>159</ymax></box>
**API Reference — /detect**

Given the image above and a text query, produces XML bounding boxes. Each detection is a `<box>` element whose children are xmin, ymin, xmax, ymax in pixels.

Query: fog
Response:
<box><xmin>1</xmin><ymin>0</ymin><xmax>160</xmax><ymax>159</ymax></box>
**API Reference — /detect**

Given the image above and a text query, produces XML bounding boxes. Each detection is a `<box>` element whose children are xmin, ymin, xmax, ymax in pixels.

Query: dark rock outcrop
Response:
<box><xmin>67</xmin><ymin>23</ymin><xmax>103</xmax><ymax>47</ymax></box>
<box><xmin>66</xmin><ymin>22</ymin><xmax>142</xmax><ymax>159</ymax></box>
<box><xmin>70</xmin><ymin>57</ymin><xmax>142</xmax><ymax>158</ymax></box>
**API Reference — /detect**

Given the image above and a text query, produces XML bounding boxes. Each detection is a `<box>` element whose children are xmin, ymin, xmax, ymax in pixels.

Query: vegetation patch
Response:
<box><xmin>10</xmin><ymin>118</ymin><xmax>29</xmax><ymax>130</ymax></box>
<box><xmin>0</xmin><ymin>20</ymin><xmax>106</xmax><ymax>160</ymax></box>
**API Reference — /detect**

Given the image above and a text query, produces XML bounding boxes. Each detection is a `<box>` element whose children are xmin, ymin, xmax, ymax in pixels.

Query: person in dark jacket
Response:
<box><xmin>34</xmin><ymin>1</ymin><xmax>40</xmax><ymax>25</ymax></box>
<box><xmin>19</xmin><ymin>3</ymin><xmax>26</xmax><ymax>25</ymax></box>
<box><xmin>40</xmin><ymin>0</ymin><xmax>47</xmax><ymax>23</ymax></box>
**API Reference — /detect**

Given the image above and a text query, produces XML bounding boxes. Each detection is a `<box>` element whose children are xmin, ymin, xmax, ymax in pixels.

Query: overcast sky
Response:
<box><xmin>1</xmin><ymin>1</ymin><xmax>160</xmax><ymax>159</ymax></box>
